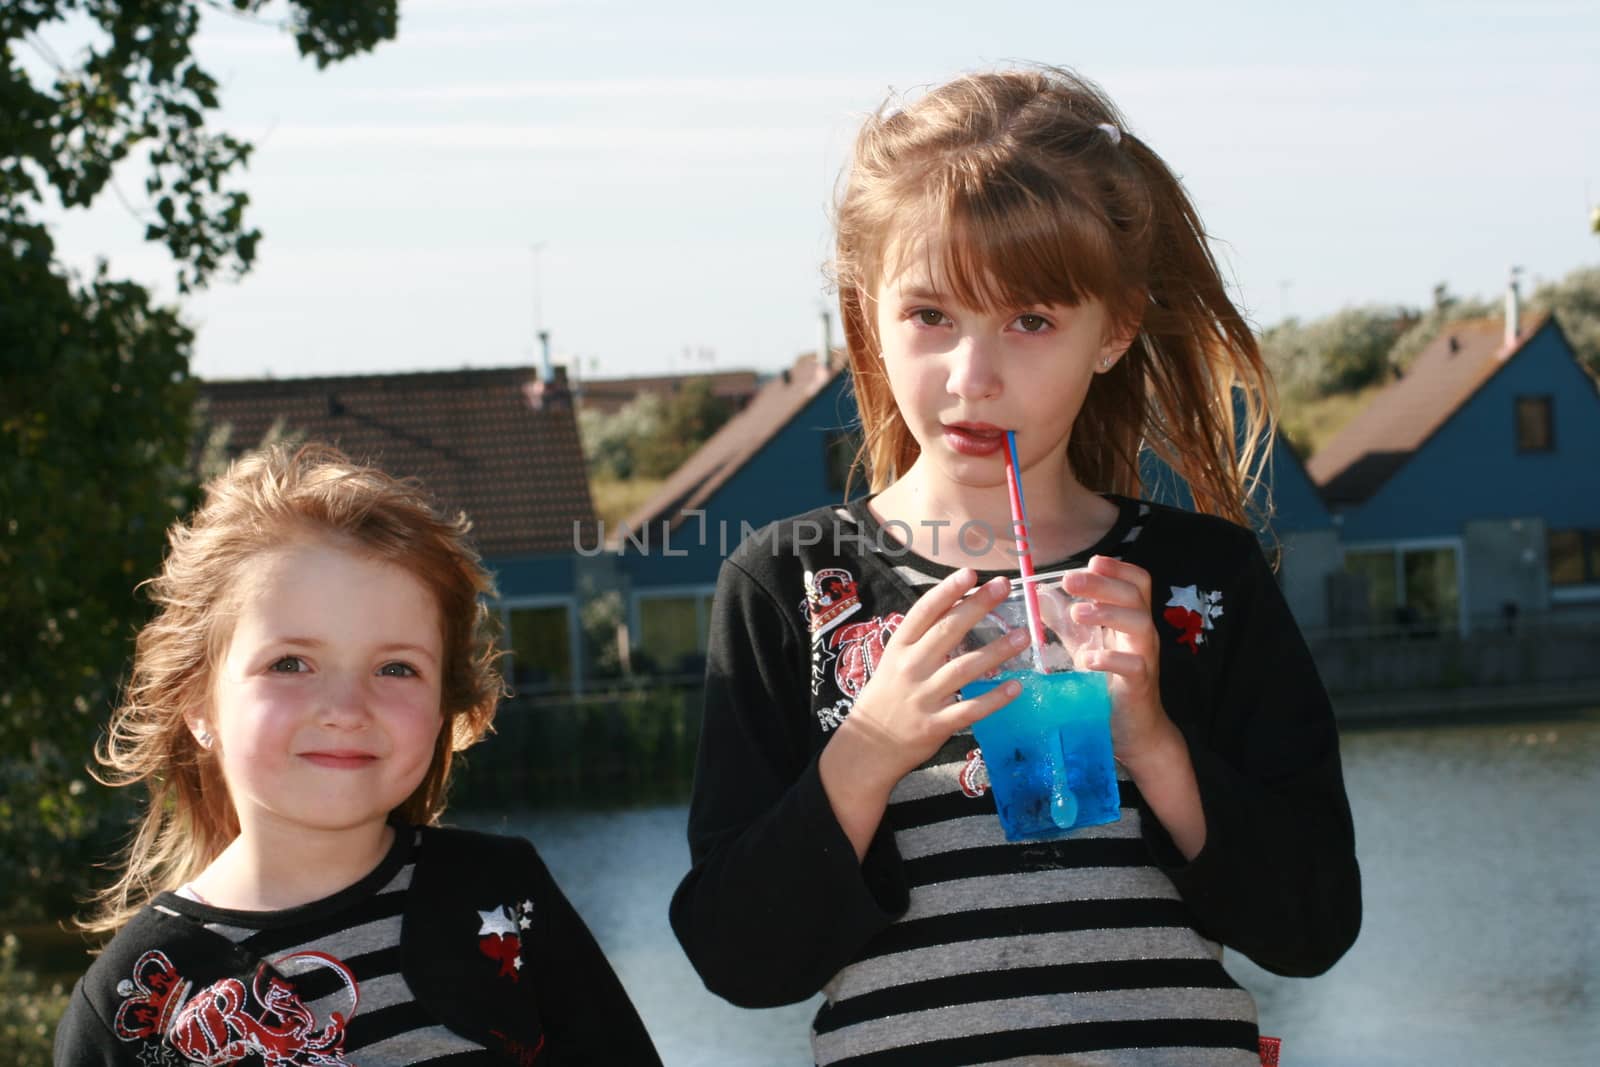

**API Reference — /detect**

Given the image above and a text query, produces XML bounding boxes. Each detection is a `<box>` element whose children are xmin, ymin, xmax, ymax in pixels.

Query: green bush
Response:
<box><xmin>0</xmin><ymin>932</ymin><xmax>69</xmax><ymax>1067</ymax></box>
<box><xmin>576</xmin><ymin>378</ymin><xmax>735</xmax><ymax>481</ymax></box>
<box><xmin>450</xmin><ymin>687</ymin><xmax>701</xmax><ymax>809</ymax></box>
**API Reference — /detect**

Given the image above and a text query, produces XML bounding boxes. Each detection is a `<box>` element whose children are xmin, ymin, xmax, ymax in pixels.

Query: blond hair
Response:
<box><xmin>834</xmin><ymin>66</ymin><xmax>1274</xmax><ymax>525</ymax></box>
<box><xmin>85</xmin><ymin>443</ymin><xmax>503</xmax><ymax>934</ymax></box>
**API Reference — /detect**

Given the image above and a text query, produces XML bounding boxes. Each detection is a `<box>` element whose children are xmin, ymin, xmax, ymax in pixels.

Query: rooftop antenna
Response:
<box><xmin>530</xmin><ymin>241</ymin><xmax>546</xmax><ymax>332</ymax></box>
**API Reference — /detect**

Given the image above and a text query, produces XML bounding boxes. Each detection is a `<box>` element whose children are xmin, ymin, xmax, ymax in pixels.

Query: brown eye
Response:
<box><xmin>269</xmin><ymin>656</ymin><xmax>307</xmax><ymax>673</ymax></box>
<box><xmin>914</xmin><ymin>309</ymin><xmax>946</xmax><ymax>327</ymax></box>
<box><xmin>1016</xmin><ymin>314</ymin><xmax>1050</xmax><ymax>333</ymax></box>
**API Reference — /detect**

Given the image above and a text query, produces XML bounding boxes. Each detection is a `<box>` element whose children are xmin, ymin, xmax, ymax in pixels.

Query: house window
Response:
<box><xmin>635</xmin><ymin>590</ymin><xmax>716</xmax><ymax>676</ymax></box>
<box><xmin>1402</xmin><ymin>548</ymin><xmax>1459</xmax><ymax>629</ymax></box>
<box><xmin>825</xmin><ymin>429</ymin><xmax>863</xmax><ymax>494</ymax></box>
<box><xmin>1343</xmin><ymin>544</ymin><xmax>1460</xmax><ymax>630</ymax></box>
<box><xmin>505</xmin><ymin>603</ymin><xmax>573</xmax><ymax>694</ymax></box>
<box><xmin>1343</xmin><ymin>549</ymin><xmax>1398</xmax><ymax>622</ymax></box>
<box><xmin>1549</xmin><ymin>529</ymin><xmax>1600</xmax><ymax>586</ymax></box>
<box><xmin>1514</xmin><ymin>396</ymin><xmax>1553</xmax><ymax>452</ymax></box>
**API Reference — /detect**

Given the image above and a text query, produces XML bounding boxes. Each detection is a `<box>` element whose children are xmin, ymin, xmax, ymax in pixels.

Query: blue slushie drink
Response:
<box><xmin>957</xmin><ymin>569</ymin><xmax>1122</xmax><ymax>841</ymax></box>
<box><xmin>962</xmin><ymin>669</ymin><xmax>1119</xmax><ymax>839</ymax></box>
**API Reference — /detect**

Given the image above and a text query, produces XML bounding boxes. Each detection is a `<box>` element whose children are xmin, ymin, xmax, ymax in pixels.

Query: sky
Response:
<box><xmin>30</xmin><ymin>0</ymin><xmax>1600</xmax><ymax>383</ymax></box>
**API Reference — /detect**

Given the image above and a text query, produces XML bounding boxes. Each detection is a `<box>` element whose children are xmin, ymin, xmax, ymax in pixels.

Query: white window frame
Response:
<box><xmin>630</xmin><ymin>584</ymin><xmax>718</xmax><ymax>672</ymax></box>
<box><xmin>500</xmin><ymin>594</ymin><xmax>582</xmax><ymax>696</ymax></box>
<box><xmin>1340</xmin><ymin>536</ymin><xmax>1468</xmax><ymax>634</ymax></box>
<box><xmin>1547</xmin><ymin>527</ymin><xmax>1600</xmax><ymax>604</ymax></box>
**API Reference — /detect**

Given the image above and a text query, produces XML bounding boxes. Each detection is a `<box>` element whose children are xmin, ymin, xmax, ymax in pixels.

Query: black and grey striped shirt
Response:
<box><xmin>673</xmin><ymin>495</ymin><xmax>1360</xmax><ymax>1066</ymax></box>
<box><xmin>812</xmin><ymin>748</ymin><xmax>1257</xmax><ymax>1065</ymax></box>
<box><xmin>161</xmin><ymin>829</ymin><xmax>498</xmax><ymax>1064</ymax></box>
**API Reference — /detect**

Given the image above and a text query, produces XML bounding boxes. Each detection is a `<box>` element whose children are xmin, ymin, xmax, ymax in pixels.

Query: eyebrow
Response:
<box><xmin>271</xmin><ymin>637</ymin><xmax>439</xmax><ymax>663</ymax></box>
<box><xmin>894</xmin><ymin>285</ymin><xmax>944</xmax><ymax>302</ymax></box>
<box><xmin>377</xmin><ymin>643</ymin><xmax>440</xmax><ymax>664</ymax></box>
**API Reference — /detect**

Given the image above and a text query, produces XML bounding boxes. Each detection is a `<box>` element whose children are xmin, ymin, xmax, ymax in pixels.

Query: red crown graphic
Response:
<box><xmin>803</xmin><ymin>568</ymin><xmax>861</xmax><ymax>637</ymax></box>
<box><xmin>114</xmin><ymin>950</ymin><xmax>193</xmax><ymax>1042</ymax></box>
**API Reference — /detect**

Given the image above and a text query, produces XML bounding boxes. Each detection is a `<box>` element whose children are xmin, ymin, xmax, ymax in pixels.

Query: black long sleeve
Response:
<box><xmin>527</xmin><ymin>844</ymin><xmax>663</xmax><ymax>1065</ymax></box>
<box><xmin>54</xmin><ymin>982</ymin><xmax>132</xmax><ymax>1066</ymax></box>
<box><xmin>1137</xmin><ymin>535</ymin><xmax>1362</xmax><ymax>976</ymax></box>
<box><xmin>669</xmin><ymin>556</ymin><xmax>907</xmax><ymax>1007</ymax></box>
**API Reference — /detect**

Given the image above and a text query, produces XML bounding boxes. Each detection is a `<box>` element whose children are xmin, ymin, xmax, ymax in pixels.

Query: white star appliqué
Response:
<box><xmin>1167</xmin><ymin>584</ymin><xmax>1203</xmax><ymax>615</ymax></box>
<box><xmin>1167</xmin><ymin>585</ymin><xmax>1223</xmax><ymax>624</ymax></box>
<box><xmin>477</xmin><ymin>906</ymin><xmax>519</xmax><ymax>939</ymax></box>
<box><xmin>1164</xmin><ymin>584</ymin><xmax>1225</xmax><ymax>652</ymax></box>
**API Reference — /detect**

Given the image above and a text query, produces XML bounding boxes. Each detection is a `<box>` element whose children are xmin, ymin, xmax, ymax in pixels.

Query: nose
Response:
<box><xmin>318</xmin><ymin>672</ymin><xmax>372</xmax><ymax>730</ymax></box>
<box><xmin>945</xmin><ymin>334</ymin><xmax>1002</xmax><ymax>401</ymax></box>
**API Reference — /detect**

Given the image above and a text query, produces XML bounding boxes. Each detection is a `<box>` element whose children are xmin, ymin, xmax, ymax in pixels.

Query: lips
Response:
<box><xmin>299</xmin><ymin>751</ymin><xmax>378</xmax><ymax>770</ymax></box>
<box><xmin>942</xmin><ymin>421</ymin><xmax>1007</xmax><ymax>457</ymax></box>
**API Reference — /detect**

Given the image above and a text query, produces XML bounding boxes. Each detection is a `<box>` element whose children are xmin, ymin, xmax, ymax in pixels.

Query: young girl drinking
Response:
<box><xmin>56</xmin><ymin>444</ymin><xmax>660</xmax><ymax>1066</ymax></box>
<box><xmin>670</xmin><ymin>67</ymin><xmax>1361</xmax><ymax>1065</ymax></box>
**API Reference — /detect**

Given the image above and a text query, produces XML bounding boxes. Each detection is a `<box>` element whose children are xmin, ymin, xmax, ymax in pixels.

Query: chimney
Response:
<box><xmin>528</xmin><ymin>331</ymin><xmax>571</xmax><ymax>410</ymax></box>
<box><xmin>818</xmin><ymin>308</ymin><xmax>833</xmax><ymax>367</ymax></box>
<box><xmin>1504</xmin><ymin>266</ymin><xmax>1522</xmax><ymax>349</ymax></box>
<box><xmin>538</xmin><ymin>329</ymin><xmax>554</xmax><ymax>383</ymax></box>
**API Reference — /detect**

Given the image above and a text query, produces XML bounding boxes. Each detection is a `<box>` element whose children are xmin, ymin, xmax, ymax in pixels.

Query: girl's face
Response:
<box><xmin>872</xmin><ymin>246</ymin><xmax>1126</xmax><ymax>492</ymax></box>
<box><xmin>194</xmin><ymin>538</ymin><xmax>445</xmax><ymax>845</ymax></box>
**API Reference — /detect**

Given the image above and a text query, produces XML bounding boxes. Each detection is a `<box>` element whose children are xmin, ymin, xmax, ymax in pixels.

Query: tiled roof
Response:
<box><xmin>576</xmin><ymin>370</ymin><xmax>760</xmax><ymax>415</ymax></box>
<box><xmin>612</xmin><ymin>351</ymin><xmax>845</xmax><ymax>545</ymax></box>
<box><xmin>198</xmin><ymin>367</ymin><xmax>594</xmax><ymax>557</ymax></box>
<box><xmin>1306</xmin><ymin>315</ymin><xmax>1547</xmax><ymax>505</ymax></box>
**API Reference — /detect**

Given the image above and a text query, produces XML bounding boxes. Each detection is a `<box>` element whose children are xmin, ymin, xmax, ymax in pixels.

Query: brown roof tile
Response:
<box><xmin>198</xmin><ymin>367</ymin><xmax>595</xmax><ymax>557</ymax></box>
<box><xmin>1306</xmin><ymin>314</ymin><xmax>1547</xmax><ymax>505</ymax></box>
<box><xmin>612</xmin><ymin>351</ymin><xmax>845</xmax><ymax>544</ymax></box>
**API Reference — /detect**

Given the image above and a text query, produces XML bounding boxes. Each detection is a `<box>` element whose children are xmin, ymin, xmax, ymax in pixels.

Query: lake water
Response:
<box><xmin>462</xmin><ymin>714</ymin><xmax>1600</xmax><ymax>1067</ymax></box>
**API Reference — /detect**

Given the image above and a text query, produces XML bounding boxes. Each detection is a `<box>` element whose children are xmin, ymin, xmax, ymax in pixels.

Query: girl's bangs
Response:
<box><xmin>887</xmin><ymin>174</ymin><xmax>1136</xmax><ymax>319</ymax></box>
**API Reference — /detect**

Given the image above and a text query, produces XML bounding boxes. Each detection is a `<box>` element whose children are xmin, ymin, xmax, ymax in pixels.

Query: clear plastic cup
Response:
<box><xmin>958</xmin><ymin>570</ymin><xmax>1121</xmax><ymax>840</ymax></box>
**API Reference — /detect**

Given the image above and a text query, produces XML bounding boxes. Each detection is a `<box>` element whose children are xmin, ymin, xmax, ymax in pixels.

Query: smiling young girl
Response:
<box><xmin>670</xmin><ymin>67</ymin><xmax>1361</xmax><ymax>1065</ymax></box>
<box><xmin>56</xmin><ymin>444</ymin><xmax>659</xmax><ymax>1066</ymax></box>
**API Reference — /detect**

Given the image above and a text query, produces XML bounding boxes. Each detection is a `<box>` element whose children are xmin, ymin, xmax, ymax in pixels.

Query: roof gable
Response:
<box><xmin>1306</xmin><ymin>314</ymin><xmax>1556</xmax><ymax>505</ymax></box>
<box><xmin>199</xmin><ymin>367</ymin><xmax>594</xmax><ymax>558</ymax></box>
<box><xmin>613</xmin><ymin>352</ymin><xmax>845</xmax><ymax>543</ymax></box>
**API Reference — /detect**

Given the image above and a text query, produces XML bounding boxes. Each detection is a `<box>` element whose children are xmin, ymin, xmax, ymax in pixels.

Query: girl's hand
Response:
<box><xmin>1065</xmin><ymin>556</ymin><xmax>1207</xmax><ymax>859</ymax></box>
<box><xmin>819</xmin><ymin>568</ymin><xmax>1029</xmax><ymax>857</ymax></box>
<box><xmin>1063</xmin><ymin>556</ymin><xmax>1179</xmax><ymax>766</ymax></box>
<box><xmin>840</xmin><ymin>568</ymin><xmax>1029</xmax><ymax>786</ymax></box>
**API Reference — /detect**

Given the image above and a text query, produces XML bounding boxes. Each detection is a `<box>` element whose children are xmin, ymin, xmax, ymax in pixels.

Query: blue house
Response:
<box><xmin>606</xmin><ymin>349</ymin><xmax>1340</xmax><ymax>672</ymax></box>
<box><xmin>600</xmin><ymin>350</ymin><xmax>856</xmax><ymax>676</ymax></box>
<box><xmin>199</xmin><ymin>367</ymin><xmax>597</xmax><ymax>694</ymax></box>
<box><xmin>1306</xmin><ymin>312</ymin><xmax>1600</xmax><ymax>632</ymax></box>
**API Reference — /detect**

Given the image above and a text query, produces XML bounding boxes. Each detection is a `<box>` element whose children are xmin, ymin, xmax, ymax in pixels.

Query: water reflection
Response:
<box><xmin>1230</xmin><ymin>716</ymin><xmax>1600</xmax><ymax>1067</ymax></box>
<box><xmin>462</xmin><ymin>715</ymin><xmax>1600</xmax><ymax>1067</ymax></box>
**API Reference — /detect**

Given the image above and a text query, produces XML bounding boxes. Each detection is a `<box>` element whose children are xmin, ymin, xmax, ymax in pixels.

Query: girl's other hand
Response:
<box><xmin>1064</xmin><ymin>556</ymin><xmax>1207</xmax><ymax>860</ymax></box>
<box><xmin>819</xmin><ymin>569</ymin><xmax>1027</xmax><ymax>857</ymax></box>
<box><xmin>1063</xmin><ymin>557</ymin><xmax>1181</xmax><ymax>767</ymax></box>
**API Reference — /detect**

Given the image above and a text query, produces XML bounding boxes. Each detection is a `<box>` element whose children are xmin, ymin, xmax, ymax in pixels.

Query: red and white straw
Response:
<box><xmin>1004</xmin><ymin>430</ymin><xmax>1048</xmax><ymax>671</ymax></box>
